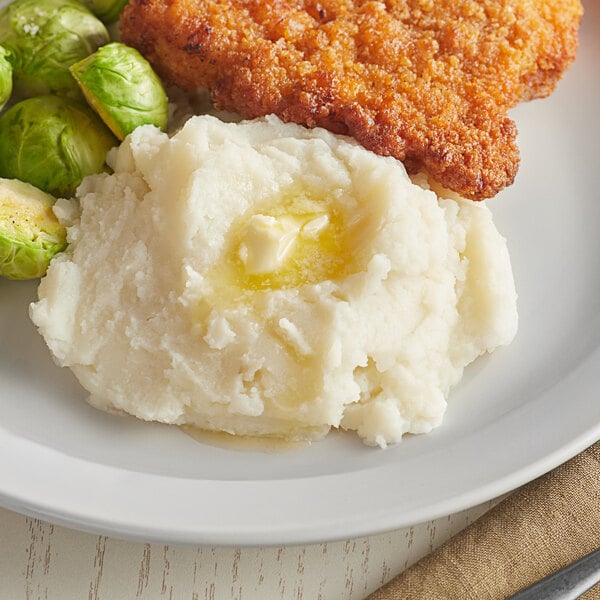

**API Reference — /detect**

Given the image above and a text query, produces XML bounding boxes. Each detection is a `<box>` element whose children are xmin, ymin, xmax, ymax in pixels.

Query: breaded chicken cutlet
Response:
<box><xmin>120</xmin><ymin>0</ymin><xmax>583</xmax><ymax>200</ymax></box>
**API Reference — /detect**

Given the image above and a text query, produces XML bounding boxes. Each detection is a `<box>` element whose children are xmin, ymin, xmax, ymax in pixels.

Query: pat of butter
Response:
<box><xmin>238</xmin><ymin>213</ymin><xmax>329</xmax><ymax>275</ymax></box>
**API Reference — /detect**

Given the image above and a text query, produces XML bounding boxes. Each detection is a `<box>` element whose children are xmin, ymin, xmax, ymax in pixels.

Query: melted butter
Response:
<box><xmin>224</xmin><ymin>190</ymin><xmax>354</xmax><ymax>291</ymax></box>
<box><xmin>238</xmin><ymin>213</ymin><xmax>310</xmax><ymax>275</ymax></box>
<box><xmin>196</xmin><ymin>185</ymin><xmax>385</xmax><ymax>318</ymax></box>
<box><xmin>181</xmin><ymin>425</ymin><xmax>311</xmax><ymax>453</ymax></box>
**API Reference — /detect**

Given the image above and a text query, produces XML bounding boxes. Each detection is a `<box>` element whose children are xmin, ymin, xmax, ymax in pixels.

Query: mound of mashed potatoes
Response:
<box><xmin>30</xmin><ymin>115</ymin><xmax>518</xmax><ymax>447</ymax></box>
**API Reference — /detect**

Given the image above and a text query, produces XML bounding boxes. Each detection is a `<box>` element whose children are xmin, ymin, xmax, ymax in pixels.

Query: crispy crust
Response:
<box><xmin>120</xmin><ymin>0</ymin><xmax>582</xmax><ymax>199</ymax></box>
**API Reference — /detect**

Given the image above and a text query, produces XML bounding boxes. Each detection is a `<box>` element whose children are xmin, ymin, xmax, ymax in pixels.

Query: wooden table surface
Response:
<box><xmin>0</xmin><ymin>501</ymin><xmax>497</xmax><ymax>599</ymax></box>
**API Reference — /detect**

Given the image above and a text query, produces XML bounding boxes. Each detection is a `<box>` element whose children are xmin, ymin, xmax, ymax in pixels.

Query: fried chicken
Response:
<box><xmin>120</xmin><ymin>0</ymin><xmax>582</xmax><ymax>200</ymax></box>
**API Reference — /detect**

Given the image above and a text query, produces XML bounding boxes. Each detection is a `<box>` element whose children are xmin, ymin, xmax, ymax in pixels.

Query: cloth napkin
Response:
<box><xmin>367</xmin><ymin>441</ymin><xmax>600</xmax><ymax>600</ymax></box>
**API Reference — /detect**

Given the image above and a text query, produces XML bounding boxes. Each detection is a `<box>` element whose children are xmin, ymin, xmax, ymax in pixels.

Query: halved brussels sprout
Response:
<box><xmin>0</xmin><ymin>45</ymin><xmax>12</xmax><ymax>110</ymax></box>
<box><xmin>0</xmin><ymin>95</ymin><xmax>117</xmax><ymax>197</ymax></box>
<box><xmin>0</xmin><ymin>0</ymin><xmax>109</xmax><ymax>99</ymax></box>
<box><xmin>80</xmin><ymin>0</ymin><xmax>129</xmax><ymax>24</ymax></box>
<box><xmin>0</xmin><ymin>178</ymin><xmax>67</xmax><ymax>279</ymax></box>
<box><xmin>70</xmin><ymin>42</ymin><xmax>168</xmax><ymax>140</ymax></box>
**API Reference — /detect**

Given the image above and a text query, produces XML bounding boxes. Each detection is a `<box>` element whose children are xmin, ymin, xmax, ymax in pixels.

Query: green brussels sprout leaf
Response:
<box><xmin>80</xmin><ymin>0</ymin><xmax>129</xmax><ymax>24</ymax></box>
<box><xmin>0</xmin><ymin>95</ymin><xmax>117</xmax><ymax>198</ymax></box>
<box><xmin>0</xmin><ymin>45</ymin><xmax>12</xmax><ymax>110</ymax></box>
<box><xmin>0</xmin><ymin>0</ymin><xmax>109</xmax><ymax>99</ymax></box>
<box><xmin>0</xmin><ymin>178</ymin><xmax>67</xmax><ymax>279</ymax></box>
<box><xmin>71</xmin><ymin>42</ymin><xmax>168</xmax><ymax>140</ymax></box>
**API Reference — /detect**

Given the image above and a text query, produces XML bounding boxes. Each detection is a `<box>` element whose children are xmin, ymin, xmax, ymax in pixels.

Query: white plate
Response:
<box><xmin>1</xmin><ymin>3</ymin><xmax>599</xmax><ymax>547</ymax></box>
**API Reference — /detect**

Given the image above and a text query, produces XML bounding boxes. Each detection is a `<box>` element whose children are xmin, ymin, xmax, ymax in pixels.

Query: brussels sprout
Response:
<box><xmin>0</xmin><ymin>178</ymin><xmax>67</xmax><ymax>279</ymax></box>
<box><xmin>70</xmin><ymin>42</ymin><xmax>168</xmax><ymax>140</ymax></box>
<box><xmin>80</xmin><ymin>0</ymin><xmax>129</xmax><ymax>24</ymax></box>
<box><xmin>0</xmin><ymin>95</ymin><xmax>117</xmax><ymax>197</ymax></box>
<box><xmin>0</xmin><ymin>0</ymin><xmax>109</xmax><ymax>99</ymax></box>
<box><xmin>0</xmin><ymin>45</ymin><xmax>12</xmax><ymax>110</ymax></box>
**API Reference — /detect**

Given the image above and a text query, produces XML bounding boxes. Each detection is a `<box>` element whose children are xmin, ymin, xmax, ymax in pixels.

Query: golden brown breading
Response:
<box><xmin>120</xmin><ymin>0</ymin><xmax>582</xmax><ymax>200</ymax></box>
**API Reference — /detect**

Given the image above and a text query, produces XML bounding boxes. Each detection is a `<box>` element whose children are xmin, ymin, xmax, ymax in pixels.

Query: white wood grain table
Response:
<box><xmin>0</xmin><ymin>501</ymin><xmax>497</xmax><ymax>599</ymax></box>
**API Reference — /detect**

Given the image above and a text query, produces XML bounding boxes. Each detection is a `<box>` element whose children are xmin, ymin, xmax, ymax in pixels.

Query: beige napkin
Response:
<box><xmin>367</xmin><ymin>441</ymin><xmax>600</xmax><ymax>600</ymax></box>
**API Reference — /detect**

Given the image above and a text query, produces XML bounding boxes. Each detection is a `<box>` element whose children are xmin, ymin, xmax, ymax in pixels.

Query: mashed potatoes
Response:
<box><xmin>30</xmin><ymin>115</ymin><xmax>517</xmax><ymax>447</ymax></box>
